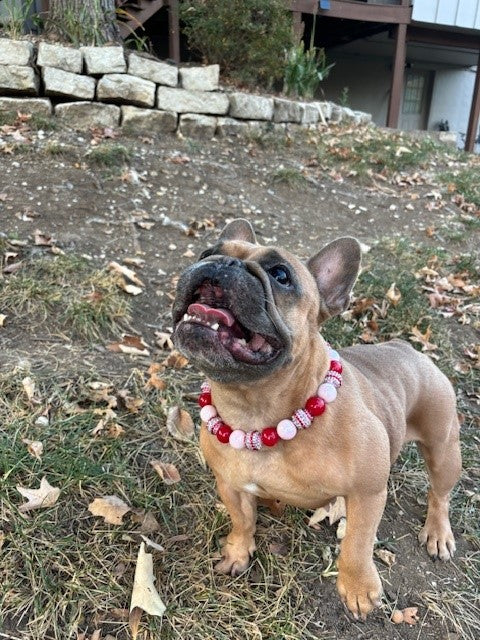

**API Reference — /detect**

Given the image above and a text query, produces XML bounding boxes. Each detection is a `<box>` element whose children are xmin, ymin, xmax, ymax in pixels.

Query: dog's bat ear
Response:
<box><xmin>307</xmin><ymin>237</ymin><xmax>361</xmax><ymax>320</ymax></box>
<box><xmin>219</xmin><ymin>218</ymin><xmax>256</xmax><ymax>244</ymax></box>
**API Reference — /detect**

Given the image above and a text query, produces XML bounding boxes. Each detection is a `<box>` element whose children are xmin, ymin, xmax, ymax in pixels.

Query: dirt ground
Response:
<box><xmin>0</xmin><ymin>119</ymin><xmax>479</xmax><ymax>640</ymax></box>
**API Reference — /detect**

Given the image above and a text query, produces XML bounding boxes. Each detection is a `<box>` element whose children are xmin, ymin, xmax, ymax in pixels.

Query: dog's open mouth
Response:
<box><xmin>177</xmin><ymin>280</ymin><xmax>281</xmax><ymax>365</ymax></box>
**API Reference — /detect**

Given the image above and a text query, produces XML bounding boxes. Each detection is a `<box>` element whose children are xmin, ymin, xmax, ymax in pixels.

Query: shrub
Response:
<box><xmin>180</xmin><ymin>0</ymin><xmax>294</xmax><ymax>88</ymax></box>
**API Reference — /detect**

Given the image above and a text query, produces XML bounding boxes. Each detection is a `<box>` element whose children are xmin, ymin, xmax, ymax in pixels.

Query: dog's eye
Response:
<box><xmin>268</xmin><ymin>265</ymin><xmax>291</xmax><ymax>287</ymax></box>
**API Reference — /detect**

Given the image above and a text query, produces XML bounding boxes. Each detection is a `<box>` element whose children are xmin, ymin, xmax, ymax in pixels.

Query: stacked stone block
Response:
<box><xmin>0</xmin><ymin>38</ymin><xmax>373</xmax><ymax>136</ymax></box>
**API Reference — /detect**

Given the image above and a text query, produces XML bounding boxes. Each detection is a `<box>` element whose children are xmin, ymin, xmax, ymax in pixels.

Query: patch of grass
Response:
<box><xmin>315</xmin><ymin>127</ymin><xmax>447</xmax><ymax>182</ymax></box>
<box><xmin>86</xmin><ymin>143</ymin><xmax>132</xmax><ymax>168</ymax></box>
<box><xmin>29</xmin><ymin>112</ymin><xmax>57</xmax><ymax>131</ymax></box>
<box><xmin>0</xmin><ymin>253</ymin><xmax>130</xmax><ymax>339</ymax></box>
<box><xmin>440</xmin><ymin>166</ymin><xmax>480</xmax><ymax>207</ymax></box>
<box><xmin>323</xmin><ymin>239</ymin><xmax>453</xmax><ymax>367</ymax></box>
<box><xmin>272</xmin><ymin>166</ymin><xmax>307</xmax><ymax>187</ymax></box>
<box><xmin>0</xmin><ymin>110</ymin><xmax>17</xmax><ymax>126</ymax></box>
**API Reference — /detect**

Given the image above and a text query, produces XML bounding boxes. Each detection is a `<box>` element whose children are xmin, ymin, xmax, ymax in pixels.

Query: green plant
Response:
<box><xmin>180</xmin><ymin>0</ymin><xmax>293</xmax><ymax>88</ymax></box>
<box><xmin>340</xmin><ymin>86</ymin><xmax>350</xmax><ymax>107</ymax></box>
<box><xmin>86</xmin><ymin>143</ymin><xmax>132</xmax><ymax>167</ymax></box>
<box><xmin>46</xmin><ymin>0</ymin><xmax>119</xmax><ymax>46</ymax></box>
<box><xmin>283</xmin><ymin>15</ymin><xmax>334</xmax><ymax>99</ymax></box>
<box><xmin>0</xmin><ymin>0</ymin><xmax>35</xmax><ymax>38</ymax></box>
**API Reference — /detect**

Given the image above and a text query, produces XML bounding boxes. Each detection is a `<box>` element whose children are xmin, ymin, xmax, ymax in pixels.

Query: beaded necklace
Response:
<box><xmin>198</xmin><ymin>347</ymin><xmax>342</xmax><ymax>451</ymax></box>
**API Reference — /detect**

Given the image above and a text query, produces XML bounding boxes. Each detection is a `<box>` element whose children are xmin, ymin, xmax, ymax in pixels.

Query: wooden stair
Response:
<box><xmin>115</xmin><ymin>0</ymin><xmax>179</xmax><ymax>61</ymax></box>
<box><xmin>116</xmin><ymin>0</ymin><xmax>166</xmax><ymax>37</ymax></box>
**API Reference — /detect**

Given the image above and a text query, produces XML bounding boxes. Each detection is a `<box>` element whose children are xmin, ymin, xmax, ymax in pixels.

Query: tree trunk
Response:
<box><xmin>48</xmin><ymin>0</ymin><xmax>121</xmax><ymax>45</ymax></box>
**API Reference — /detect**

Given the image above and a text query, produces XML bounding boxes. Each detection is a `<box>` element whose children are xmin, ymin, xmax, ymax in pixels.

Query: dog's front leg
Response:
<box><xmin>336</xmin><ymin>489</ymin><xmax>387</xmax><ymax>619</ymax></box>
<box><xmin>214</xmin><ymin>476</ymin><xmax>257</xmax><ymax>576</ymax></box>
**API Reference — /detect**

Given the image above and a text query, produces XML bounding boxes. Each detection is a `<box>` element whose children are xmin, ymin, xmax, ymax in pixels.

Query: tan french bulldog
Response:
<box><xmin>172</xmin><ymin>219</ymin><xmax>461</xmax><ymax>619</ymax></box>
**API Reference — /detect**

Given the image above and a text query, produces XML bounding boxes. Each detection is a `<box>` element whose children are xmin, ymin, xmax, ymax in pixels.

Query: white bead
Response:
<box><xmin>329</xmin><ymin>348</ymin><xmax>341</xmax><ymax>362</ymax></box>
<box><xmin>229</xmin><ymin>429</ymin><xmax>246</xmax><ymax>449</ymax></box>
<box><xmin>277</xmin><ymin>419</ymin><xmax>297</xmax><ymax>440</ymax></box>
<box><xmin>317</xmin><ymin>382</ymin><xmax>337</xmax><ymax>403</ymax></box>
<box><xmin>200</xmin><ymin>405</ymin><xmax>217</xmax><ymax>422</ymax></box>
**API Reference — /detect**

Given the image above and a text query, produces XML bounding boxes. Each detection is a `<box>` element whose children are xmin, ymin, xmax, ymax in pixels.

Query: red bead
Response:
<box><xmin>329</xmin><ymin>360</ymin><xmax>343</xmax><ymax>374</ymax></box>
<box><xmin>216</xmin><ymin>424</ymin><xmax>232</xmax><ymax>444</ymax></box>
<box><xmin>198</xmin><ymin>392</ymin><xmax>212</xmax><ymax>407</ymax></box>
<box><xmin>261</xmin><ymin>427</ymin><xmax>279</xmax><ymax>447</ymax></box>
<box><xmin>305</xmin><ymin>396</ymin><xmax>326</xmax><ymax>416</ymax></box>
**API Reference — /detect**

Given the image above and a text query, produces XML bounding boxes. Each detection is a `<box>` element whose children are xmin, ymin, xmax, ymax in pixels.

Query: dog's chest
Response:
<box><xmin>206</xmin><ymin>444</ymin><xmax>336</xmax><ymax>509</ymax></box>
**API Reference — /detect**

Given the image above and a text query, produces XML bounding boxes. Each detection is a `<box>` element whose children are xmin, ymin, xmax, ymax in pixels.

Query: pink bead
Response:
<box><xmin>245</xmin><ymin>431</ymin><xmax>262</xmax><ymax>450</ymax></box>
<box><xmin>292</xmin><ymin>409</ymin><xmax>312</xmax><ymax>430</ymax></box>
<box><xmin>229</xmin><ymin>429</ymin><xmax>246</xmax><ymax>449</ymax></box>
<box><xmin>328</xmin><ymin>348</ymin><xmax>340</xmax><ymax>362</ymax></box>
<box><xmin>200</xmin><ymin>405</ymin><xmax>217</xmax><ymax>422</ymax></box>
<box><xmin>207</xmin><ymin>416</ymin><xmax>222</xmax><ymax>435</ymax></box>
<box><xmin>317</xmin><ymin>382</ymin><xmax>337</xmax><ymax>403</ymax></box>
<box><xmin>325</xmin><ymin>371</ymin><xmax>342</xmax><ymax>388</ymax></box>
<box><xmin>276</xmin><ymin>419</ymin><xmax>297</xmax><ymax>440</ymax></box>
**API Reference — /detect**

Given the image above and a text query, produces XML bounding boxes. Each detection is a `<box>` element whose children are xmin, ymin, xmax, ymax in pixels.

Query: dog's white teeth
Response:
<box><xmin>183</xmin><ymin>313</ymin><xmax>193</xmax><ymax>322</ymax></box>
<box><xmin>260</xmin><ymin>342</ymin><xmax>273</xmax><ymax>354</ymax></box>
<box><xmin>237</xmin><ymin>338</ymin><xmax>247</xmax><ymax>346</ymax></box>
<box><xmin>211</xmin><ymin>322</ymin><xmax>219</xmax><ymax>331</ymax></box>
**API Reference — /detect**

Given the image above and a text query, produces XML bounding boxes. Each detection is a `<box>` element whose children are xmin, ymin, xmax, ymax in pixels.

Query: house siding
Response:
<box><xmin>412</xmin><ymin>0</ymin><xmax>480</xmax><ymax>30</ymax></box>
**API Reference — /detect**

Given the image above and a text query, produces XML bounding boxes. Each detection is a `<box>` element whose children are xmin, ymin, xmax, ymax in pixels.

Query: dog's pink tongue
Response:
<box><xmin>187</xmin><ymin>303</ymin><xmax>235</xmax><ymax>327</ymax></box>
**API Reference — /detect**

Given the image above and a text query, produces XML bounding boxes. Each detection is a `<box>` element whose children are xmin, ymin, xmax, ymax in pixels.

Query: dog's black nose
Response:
<box><xmin>222</xmin><ymin>257</ymin><xmax>243</xmax><ymax>268</ymax></box>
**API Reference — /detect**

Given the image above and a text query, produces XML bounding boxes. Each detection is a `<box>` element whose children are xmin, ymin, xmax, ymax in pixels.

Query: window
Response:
<box><xmin>403</xmin><ymin>73</ymin><xmax>425</xmax><ymax>114</ymax></box>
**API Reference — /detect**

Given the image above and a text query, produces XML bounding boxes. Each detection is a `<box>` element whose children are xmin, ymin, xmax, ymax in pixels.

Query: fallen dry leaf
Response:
<box><xmin>108</xmin><ymin>334</ymin><xmax>150</xmax><ymax>356</ymax></box>
<box><xmin>22</xmin><ymin>376</ymin><xmax>37</xmax><ymax>403</ymax></box>
<box><xmin>309</xmin><ymin>496</ymin><xmax>346</xmax><ymax>527</ymax></box>
<box><xmin>155</xmin><ymin>331</ymin><xmax>174</xmax><ymax>351</ymax></box>
<box><xmin>391</xmin><ymin>607</ymin><xmax>419</xmax><ymax>625</ymax></box>
<box><xmin>108</xmin><ymin>261</ymin><xmax>144</xmax><ymax>287</ymax></box>
<box><xmin>170</xmin><ymin>154</ymin><xmax>190</xmax><ymax>164</ymax></box>
<box><xmin>454</xmin><ymin>361</ymin><xmax>471</xmax><ymax>375</ymax></box>
<box><xmin>0</xmin><ymin>313</ymin><xmax>6</xmax><ymax>327</ymax></box>
<box><xmin>88</xmin><ymin>495</ymin><xmax>130</xmax><ymax>525</ymax></box>
<box><xmin>129</xmin><ymin>542</ymin><xmax>166</xmax><ymax>639</ymax></box>
<box><xmin>386</xmin><ymin>282</ymin><xmax>402</xmax><ymax>306</ymax></box>
<box><xmin>140</xmin><ymin>535</ymin><xmax>165</xmax><ymax>553</ymax></box>
<box><xmin>374</xmin><ymin>548</ymin><xmax>396</xmax><ymax>567</ymax></box>
<box><xmin>17</xmin><ymin>477</ymin><xmax>60</xmax><ymax>512</ymax></box>
<box><xmin>336</xmin><ymin>517</ymin><xmax>347</xmax><ymax>539</ymax></box>
<box><xmin>161</xmin><ymin>350</ymin><xmax>188</xmax><ymax>369</ymax></box>
<box><xmin>131</xmin><ymin>509</ymin><xmax>161</xmax><ymax>534</ymax></box>
<box><xmin>409</xmin><ymin>325</ymin><xmax>438</xmax><ymax>352</ymax></box>
<box><xmin>118</xmin><ymin>389</ymin><xmax>144</xmax><ymax>413</ymax></box>
<box><xmin>150</xmin><ymin>460</ymin><xmax>181</xmax><ymax>485</ymax></box>
<box><xmin>33</xmin><ymin>229</ymin><xmax>54</xmax><ymax>246</ymax></box>
<box><xmin>145</xmin><ymin>363</ymin><xmax>166</xmax><ymax>391</ymax></box>
<box><xmin>166</xmin><ymin>406</ymin><xmax>195</xmax><ymax>441</ymax></box>
<box><xmin>119</xmin><ymin>281</ymin><xmax>143</xmax><ymax>296</ymax></box>
<box><xmin>22</xmin><ymin>438</ymin><xmax>44</xmax><ymax>460</ymax></box>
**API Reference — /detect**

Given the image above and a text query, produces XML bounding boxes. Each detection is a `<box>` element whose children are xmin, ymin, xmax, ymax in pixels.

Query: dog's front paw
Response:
<box><xmin>418</xmin><ymin>518</ymin><xmax>456</xmax><ymax>561</ymax></box>
<box><xmin>215</xmin><ymin>538</ymin><xmax>256</xmax><ymax>576</ymax></box>
<box><xmin>337</xmin><ymin>564</ymin><xmax>383</xmax><ymax>620</ymax></box>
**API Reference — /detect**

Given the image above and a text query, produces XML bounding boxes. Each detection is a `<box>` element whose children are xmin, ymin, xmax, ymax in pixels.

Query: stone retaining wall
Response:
<box><xmin>0</xmin><ymin>38</ymin><xmax>373</xmax><ymax>137</ymax></box>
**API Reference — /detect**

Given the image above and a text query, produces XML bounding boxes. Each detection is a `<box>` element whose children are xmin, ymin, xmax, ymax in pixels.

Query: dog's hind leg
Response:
<box><xmin>416</xmin><ymin>414</ymin><xmax>462</xmax><ymax>561</ymax></box>
<box><xmin>214</xmin><ymin>477</ymin><xmax>257</xmax><ymax>576</ymax></box>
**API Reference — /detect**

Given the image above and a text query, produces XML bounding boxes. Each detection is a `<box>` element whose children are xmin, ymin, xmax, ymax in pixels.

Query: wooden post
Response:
<box><xmin>465</xmin><ymin>50</ymin><xmax>480</xmax><ymax>152</ymax></box>
<box><xmin>168</xmin><ymin>0</ymin><xmax>180</xmax><ymax>63</ymax></box>
<box><xmin>292</xmin><ymin>11</ymin><xmax>304</xmax><ymax>44</ymax></box>
<box><xmin>386</xmin><ymin>21</ymin><xmax>407</xmax><ymax>128</ymax></box>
